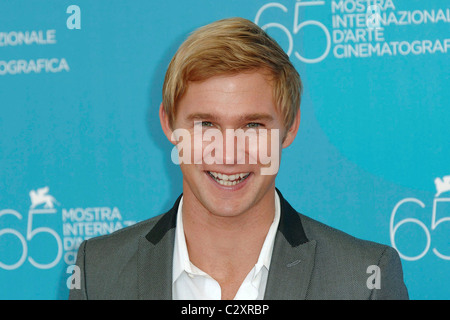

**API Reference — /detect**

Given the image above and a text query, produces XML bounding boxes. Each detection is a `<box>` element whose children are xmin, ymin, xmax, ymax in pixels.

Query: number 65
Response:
<box><xmin>0</xmin><ymin>209</ymin><xmax>63</xmax><ymax>270</ymax></box>
<box><xmin>255</xmin><ymin>1</ymin><xmax>331</xmax><ymax>63</ymax></box>
<box><xmin>390</xmin><ymin>198</ymin><xmax>450</xmax><ymax>261</ymax></box>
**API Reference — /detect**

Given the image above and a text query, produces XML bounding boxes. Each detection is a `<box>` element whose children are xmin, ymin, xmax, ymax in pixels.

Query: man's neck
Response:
<box><xmin>180</xmin><ymin>186</ymin><xmax>276</xmax><ymax>283</ymax></box>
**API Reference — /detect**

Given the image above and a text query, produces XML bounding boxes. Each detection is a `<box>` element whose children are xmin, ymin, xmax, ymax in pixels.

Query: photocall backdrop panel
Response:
<box><xmin>0</xmin><ymin>0</ymin><xmax>449</xmax><ymax>299</ymax></box>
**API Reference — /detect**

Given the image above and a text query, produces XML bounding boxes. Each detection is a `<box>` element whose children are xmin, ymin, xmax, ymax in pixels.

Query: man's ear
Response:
<box><xmin>281</xmin><ymin>109</ymin><xmax>300</xmax><ymax>148</ymax></box>
<box><xmin>159</xmin><ymin>103</ymin><xmax>176</xmax><ymax>145</ymax></box>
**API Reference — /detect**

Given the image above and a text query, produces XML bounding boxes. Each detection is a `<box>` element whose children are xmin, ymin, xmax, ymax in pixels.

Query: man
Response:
<box><xmin>69</xmin><ymin>17</ymin><xmax>408</xmax><ymax>300</ymax></box>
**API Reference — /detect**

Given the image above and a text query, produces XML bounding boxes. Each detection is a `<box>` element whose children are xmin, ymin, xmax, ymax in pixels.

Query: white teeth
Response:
<box><xmin>208</xmin><ymin>171</ymin><xmax>250</xmax><ymax>186</ymax></box>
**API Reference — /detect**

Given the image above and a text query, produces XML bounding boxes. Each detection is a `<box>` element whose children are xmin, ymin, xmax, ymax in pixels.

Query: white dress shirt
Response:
<box><xmin>172</xmin><ymin>193</ymin><xmax>281</xmax><ymax>300</ymax></box>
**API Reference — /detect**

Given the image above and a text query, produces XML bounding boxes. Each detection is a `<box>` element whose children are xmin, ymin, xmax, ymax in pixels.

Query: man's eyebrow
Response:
<box><xmin>185</xmin><ymin>112</ymin><xmax>274</xmax><ymax>123</ymax></box>
<box><xmin>240</xmin><ymin>113</ymin><xmax>274</xmax><ymax>122</ymax></box>
<box><xmin>186</xmin><ymin>113</ymin><xmax>219</xmax><ymax>121</ymax></box>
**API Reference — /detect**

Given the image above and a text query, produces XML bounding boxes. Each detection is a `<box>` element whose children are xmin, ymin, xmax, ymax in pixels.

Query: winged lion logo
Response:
<box><xmin>29</xmin><ymin>186</ymin><xmax>59</xmax><ymax>209</ymax></box>
<box><xmin>434</xmin><ymin>176</ymin><xmax>450</xmax><ymax>197</ymax></box>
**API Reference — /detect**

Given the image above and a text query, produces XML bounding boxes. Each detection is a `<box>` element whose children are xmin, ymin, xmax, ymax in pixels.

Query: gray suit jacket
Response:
<box><xmin>69</xmin><ymin>190</ymin><xmax>409</xmax><ymax>300</ymax></box>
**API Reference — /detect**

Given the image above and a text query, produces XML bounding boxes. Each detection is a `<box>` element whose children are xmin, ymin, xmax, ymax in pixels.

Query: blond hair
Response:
<box><xmin>162</xmin><ymin>17</ymin><xmax>302</xmax><ymax>130</ymax></box>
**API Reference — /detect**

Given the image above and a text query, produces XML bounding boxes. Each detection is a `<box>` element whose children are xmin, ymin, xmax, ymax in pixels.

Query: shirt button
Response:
<box><xmin>188</xmin><ymin>273</ymin><xmax>195</xmax><ymax>278</ymax></box>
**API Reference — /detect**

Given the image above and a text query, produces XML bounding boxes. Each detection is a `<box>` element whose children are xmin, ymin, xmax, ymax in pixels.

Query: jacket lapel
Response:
<box><xmin>135</xmin><ymin>191</ymin><xmax>316</xmax><ymax>300</ymax></box>
<box><xmin>137</xmin><ymin>196</ymin><xmax>181</xmax><ymax>300</ymax></box>
<box><xmin>264</xmin><ymin>191</ymin><xmax>317</xmax><ymax>300</ymax></box>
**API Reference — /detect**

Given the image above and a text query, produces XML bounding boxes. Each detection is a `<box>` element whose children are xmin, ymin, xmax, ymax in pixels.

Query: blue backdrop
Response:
<box><xmin>0</xmin><ymin>0</ymin><xmax>449</xmax><ymax>299</ymax></box>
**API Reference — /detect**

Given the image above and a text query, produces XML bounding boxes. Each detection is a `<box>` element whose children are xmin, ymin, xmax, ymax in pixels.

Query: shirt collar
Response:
<box><xmin>257</xmin><ymin>191</ymin><xmax>281</xmax><ymax>271</ymax></box>
<box><xmin>172</xmin><ymin>192</ymin><xmax>281</xmax><ymax>283</ymax></box>
<box><xmin>172</xmin><ymin>196</ymin><xmax>189</xmax><ymax>283</ymax></box>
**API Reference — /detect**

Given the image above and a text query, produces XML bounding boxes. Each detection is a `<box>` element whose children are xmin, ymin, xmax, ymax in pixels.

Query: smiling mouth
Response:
<box><xmin>207</xmin><ymin>171</ymin><xmax>251</xmax><ymax>186</ymax></box>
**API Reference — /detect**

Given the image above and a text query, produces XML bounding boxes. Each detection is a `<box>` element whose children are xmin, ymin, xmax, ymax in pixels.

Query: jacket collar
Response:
<box><xmin>138</xmin><ymin>189</ymin><xmax>316</xmax><ymax>300</ymax></box>
<box><xmin>145</xmin><ymin>194</ymin><xmax>181</xmax><ymax>245</ymax></box>
<box><xmin>276</xmin><ymin>189</ymin><xmax>309</xmax><ymax>247</ymax></box>
<box><xmin>144</xmin><ymin>190</ymin><xmax>308</xmax><ymax>245</ymax></box>
<box><xmin>137</xmin><ymin>195</ymin><xmax>180</xmax><ymax>299</ymax></box>
<box><xmin>263</xmin><ymin>190</ymin><xmax>316</xmax><ymax>299</ymax></box>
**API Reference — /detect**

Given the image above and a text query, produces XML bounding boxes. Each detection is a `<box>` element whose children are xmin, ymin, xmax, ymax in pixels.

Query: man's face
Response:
<box><xmin>161</xmin><ymin>71</ymin><xmax>299</xmax><ymax>217</ymax></box>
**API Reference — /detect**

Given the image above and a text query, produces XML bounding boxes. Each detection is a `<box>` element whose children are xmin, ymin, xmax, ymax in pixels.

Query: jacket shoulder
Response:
<box><xmin>70</xmin><ymin>213</ymin><xmax>166</xmax><ymax>299</ymax></box>
<box><xmin>299</xmin><ymin>213</ymin><xmax>388</xmax><ymax>255</ymax></box>
<box><xmin>297</xmin><ymin>213</ymin><xmax>408</xmax><ymax>299</ymax></box>
<box><xmin>85</xmin><ymin>213</ymin><xmax>163</xmax><ymax>249</ymax></box>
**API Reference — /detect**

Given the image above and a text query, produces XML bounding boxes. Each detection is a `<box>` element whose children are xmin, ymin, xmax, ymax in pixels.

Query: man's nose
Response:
<box><xmin>222</xmin><ymin>129</ymin><xmax>258</xmax><ymax>165</ymax></box>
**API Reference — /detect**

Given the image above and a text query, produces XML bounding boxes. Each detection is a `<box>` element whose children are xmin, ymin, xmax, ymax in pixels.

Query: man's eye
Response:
<box><xmin>246</xmin><ymin>122</ymin><xmax>262</xmax><ymax>128</ymax></box>
<box><xmin>201</xmin><ymin>121</ymin><xmax>213</xmax><ymax>127</ymax></box>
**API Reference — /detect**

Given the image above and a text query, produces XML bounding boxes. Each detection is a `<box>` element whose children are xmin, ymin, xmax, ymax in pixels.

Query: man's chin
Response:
<box><xmin>203</xmin><ymin>201</ymin><xmax>252</xmax><ymax>219</ymax></box>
